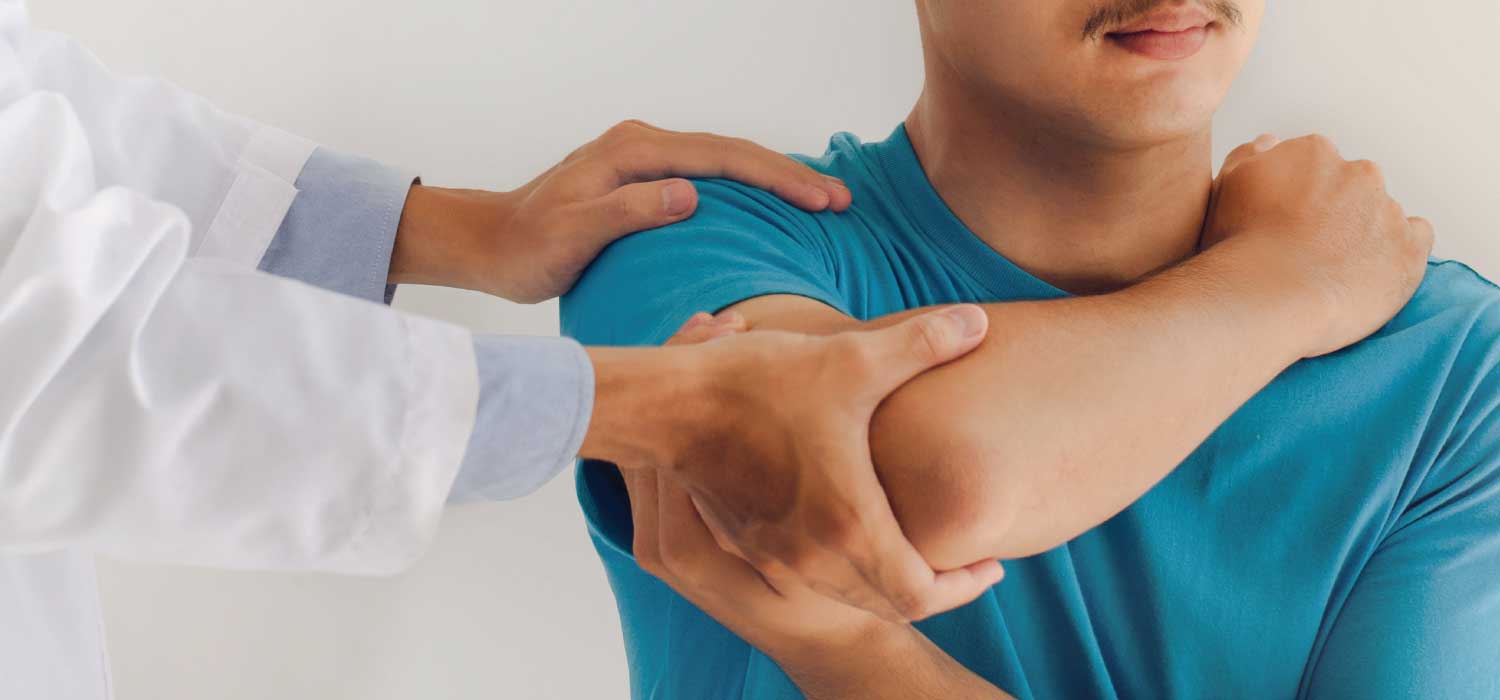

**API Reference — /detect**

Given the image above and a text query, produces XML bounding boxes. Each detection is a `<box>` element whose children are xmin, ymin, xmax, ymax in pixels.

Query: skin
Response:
<box><xmin>391</xmin><ymin>119</ymin><xmax>852</xmax><ymax>303</ymax></box>
<box><xmin>618</xmin><ymin>0</ymin><xmax>1434</xmax><ymax>696</ymax></box>
<box><xmin>390</xmin><ymin>119</ymin><xmax>1008</xmax><ymax>619</ymax></box>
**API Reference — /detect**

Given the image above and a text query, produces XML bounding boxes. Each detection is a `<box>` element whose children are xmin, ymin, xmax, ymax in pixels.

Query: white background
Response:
<box><xmin>29</xmin><ymin>1</ymin><xmax>1499</xmax><ymax>698</ymax></box>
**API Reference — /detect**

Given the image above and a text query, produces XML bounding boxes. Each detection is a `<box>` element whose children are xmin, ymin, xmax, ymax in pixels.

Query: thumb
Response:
<box><xmin>844</xmin><ymin>305</ymin><xmax>988</xmax><ymax>401</ymax></box>
<box><xmin>575</xmin><ymin>178</ymin><xmax>700</xmax><ymax>245</ymax></box>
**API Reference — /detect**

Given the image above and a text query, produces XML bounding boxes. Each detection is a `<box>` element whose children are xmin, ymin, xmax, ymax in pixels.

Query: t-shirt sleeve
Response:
<box><xmin>561</xmin><ymin>178</ymin><xmax>849</xmax><ymax>347</ymax></box>
<box><xmin>1303</xmin><ymin>332</ymin><xmax>1500</xmax><ymax>698</ymax></box>
<box><xmin>561</xmin><ymin>177</ymin><xmax>852</xmax><ymax>557</ymax></box>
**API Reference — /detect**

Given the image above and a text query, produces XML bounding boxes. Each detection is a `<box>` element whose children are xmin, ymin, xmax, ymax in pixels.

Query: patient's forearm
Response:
<box><xmin>730</xmin><ymin>235</ymin><xmax>1318</xmax><ymax>569</ymax></box>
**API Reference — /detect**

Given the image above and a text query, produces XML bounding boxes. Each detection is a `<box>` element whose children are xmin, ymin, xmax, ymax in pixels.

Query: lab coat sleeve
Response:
<box><xmin>1</xmin><ymin>0</ymin><xmax>310</xmax><ymax>268</ymax></box>
<box><xmin>254</xmin><ymin>147</ymin><xmax>597</xmax><ymax>505</ymax></box>
<box><xmin>0</xmin><ymin>2</ymin><xmax>481</xmax><ymax>574</ymax></box>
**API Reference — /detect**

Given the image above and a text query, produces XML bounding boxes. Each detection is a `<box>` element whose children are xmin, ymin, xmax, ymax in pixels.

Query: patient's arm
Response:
<box><xmin>725</xmin><ymin>134</ymin><xmax>1435</xmax><ymax>569</ymax></box>
<box><xmin>727</xmin><ymin>236</ymin><xmax>1372</xmax><ymax>568</ymax></box>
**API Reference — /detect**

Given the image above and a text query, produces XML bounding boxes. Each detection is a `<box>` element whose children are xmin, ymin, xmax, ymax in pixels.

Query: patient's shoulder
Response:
<box><xmin>1392</xmin><ymin>259</ymin><xmax>1500</xmax><ymax>342</ymax></box>
<box><xmin>1376</xmin><ymin>260</ymin><xmax>1500</xmax><ymax>418</ymax></box>
<box><xmin>684</xmin><ymin>131</ymin><xmax>881</xmax><ymax>239</ymax></box>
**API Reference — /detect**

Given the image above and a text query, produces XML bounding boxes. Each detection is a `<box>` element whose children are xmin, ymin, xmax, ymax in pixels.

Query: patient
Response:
<box><xmin>563</xmin><ymin>0</ymin><xmax>1500</xmax><ymax>697</ymax></box>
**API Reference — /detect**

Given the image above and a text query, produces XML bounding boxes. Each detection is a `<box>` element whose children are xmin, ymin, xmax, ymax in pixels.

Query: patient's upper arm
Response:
<box><xmin>727</xmin><ymin>295</ymin><xmax>1016</xmax><ymax>570</ymax></box>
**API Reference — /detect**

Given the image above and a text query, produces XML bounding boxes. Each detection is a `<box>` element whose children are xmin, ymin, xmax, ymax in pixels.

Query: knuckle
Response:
<box><xmin>605</xmin><ymin>119</ymin><xmax>644</xmax><ymax>139</ymax></box>
<box><xmin>826</xmin><ymin>334</ymin><xmax>873</xmax><ymax>374</ymax></box>
<box><xmin>600</xmin><ymin>122</ymin><xmax>650</xmax><ymax>153</ymax></box>
<box><xmin>1411</xmin><ymin>217</ymin><xmax>1436</xmax><ymax>242</ymax></box>
<box><xmin>709</xmin><ymin>135</ymin><xmax>749</xmax><ymax>159</ymax></box>
<box><xmin>604</xmin><ymin>138</ymin><xmax>654</xmax><ymax>165</ymax></box>
<box><xmin>1350</xmin><ymin>159</ymin><xmax>1384</xmax><ymax>181</ymax></box>
<box><xmin>609</xmin><ymin>192</ymin><xmax>639</xmax><ymax>221</ymax></box>
<box><xmin>911</xmin><ymin>316</ymin><xmax>950</xmax><ymax>362</ymax></box>
<box><xmin>889</xmin><ymin>587</ymin><xmax>928</xmax><ymax>620</ymax></box>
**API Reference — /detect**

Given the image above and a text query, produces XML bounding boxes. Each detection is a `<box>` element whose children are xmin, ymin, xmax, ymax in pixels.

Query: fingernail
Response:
<box><xmin>823</xmin><ymin>176</ymin><xmax>849</xmax><ymax>192</ymax></box>
<box><xmin>1253</xmin><ymin>133</ymin><xmax>1279</xmax><ymax>152</ymax></box>
<box><xmin>683</xmin><ymin>312</ymin><xmax>712</xmax><ymax>329</ymax></box>
<box><xmin>662</xmin><ymin>180</ymin><xmax>696</xmax><ymax>217</ymax></box>
<box><xmin>944</xmin><ymin>305</ymin><xmax>988</xmax><ymax>340</ymax></box>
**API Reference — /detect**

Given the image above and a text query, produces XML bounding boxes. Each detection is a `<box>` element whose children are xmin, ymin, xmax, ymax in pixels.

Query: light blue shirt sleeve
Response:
<box><xmin>259</xmin><ymin>147</ymin><xmax>594</xmax><ymax>503</ymax></box>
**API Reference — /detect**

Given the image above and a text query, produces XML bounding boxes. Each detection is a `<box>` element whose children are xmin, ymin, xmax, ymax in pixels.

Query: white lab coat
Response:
<box><xmin>0</xmin><ymin>2</ymin><xmax>481</xmax><ymax>697</ymax></box>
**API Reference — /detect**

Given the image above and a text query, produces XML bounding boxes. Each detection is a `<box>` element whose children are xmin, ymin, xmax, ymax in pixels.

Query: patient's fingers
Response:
<box><xmin>1202</xmin><ymin>134</ymin><xmax>1282</xmax><ymax>249</ymax></box>
<box><xmin>1219</xmin><ymin>133</ymin><xmax>1280</xmax><ymax>180</ymax></box>
<box><xmin>1408</xmin><ymin>216</ymin><xmax>1436</xmax><ymax>258</ymax></box>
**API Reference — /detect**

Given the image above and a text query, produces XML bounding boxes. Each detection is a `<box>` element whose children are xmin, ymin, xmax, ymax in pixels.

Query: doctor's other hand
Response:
<box><xmin>387</xmin><ymin>120</ymin><xmax>852</xmax><ymax>303</ymax></box>
<box><xmin>619</xmin><ymin>469</ymin><xmax>1012</xmax><ymax>699</ymax></box>
<box><xmin>581</xmin><ymin>306</ymin><xmax>1006</xmax><ymax>622</ymax></box>
<box><xmin>1201</xmin><ymin>133</ymin><xmax>1434</xmax><ymax>359</ymax></box>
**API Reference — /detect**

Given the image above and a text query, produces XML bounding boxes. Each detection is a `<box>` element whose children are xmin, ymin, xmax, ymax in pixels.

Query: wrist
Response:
<box><xmin>390</xmin><ymin>184</ymin><xmax>514</xmax><ymax>291</ymax></box>
<box><xmin>577</xmin><ymin>345</ymin><xmax>712</xmax><ymax>469</ymax></box>
<box><xmin>1170</xmin><ymin>234</ymin><xmax>1334</xmax><ymax>363</ymax></box>
<box><xmin>776</xmin><ymin>622</ymin><xmax>928</xmax><ymax>700</ymax></box>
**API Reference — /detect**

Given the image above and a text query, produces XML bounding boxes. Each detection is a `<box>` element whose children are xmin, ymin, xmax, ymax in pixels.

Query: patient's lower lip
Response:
<box><xmin>1107</xmin><ymin>26</ymin><xmax>1208</xmax><ymax>61</ymax></box>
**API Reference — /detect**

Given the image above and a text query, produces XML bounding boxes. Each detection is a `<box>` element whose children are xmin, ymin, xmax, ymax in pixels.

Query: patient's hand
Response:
<box><xmin>1203</xmin><ymin>133</ymin><xmax>1434</xmax><ymax>358</ymax></box>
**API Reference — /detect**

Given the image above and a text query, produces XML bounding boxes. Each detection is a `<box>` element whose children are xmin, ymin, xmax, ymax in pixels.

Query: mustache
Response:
<box><xmin>1082</xmin><ymin>0</ymin><xmax>1243</xmax><ymax>39</ymax></box>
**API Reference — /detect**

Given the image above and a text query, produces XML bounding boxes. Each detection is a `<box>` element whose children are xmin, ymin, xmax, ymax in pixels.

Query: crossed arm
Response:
<box><xmin>626</xmin><ymin>234</ymin><xmax>1333</xmax><ymax>698</ymax></box>
<box><xmin>619</xmin><ymin>136</ymin><xmax>1439</xmax><ymax>697</ymax></box>
<box><xmin>725</xmin><ymin>234</ymin><xmax>1316</xmax><ymax>570</ymax></box>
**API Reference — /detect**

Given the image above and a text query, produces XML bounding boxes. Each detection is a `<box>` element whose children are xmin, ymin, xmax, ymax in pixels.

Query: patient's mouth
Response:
<box><xmin>1102</xmin><ymin>3</ymin><xmax>1214</xmax><ymax>61</ymax></box>
<box><xmin>1106</xmin><ymin>26</ymin><xmax>1209</xmax><ymax>61</ymax></box>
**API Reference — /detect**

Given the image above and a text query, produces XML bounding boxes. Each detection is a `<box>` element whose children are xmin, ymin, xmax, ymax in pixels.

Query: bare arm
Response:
<box><xmin>727</xmin><ymin>234</ymin><xmax>1311</xmax><ymax>568</ymax></box>
<box><xmin>719</xmin><ymin>135</ymin><xmax>1432</xmax><ymax>570</ymax></box>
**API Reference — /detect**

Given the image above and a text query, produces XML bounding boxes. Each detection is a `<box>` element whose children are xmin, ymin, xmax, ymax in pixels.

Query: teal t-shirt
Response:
<box><xmin>561</xmin><ymin>125</ymin><xmax>1500</xmax><ymax>699</ymax></box>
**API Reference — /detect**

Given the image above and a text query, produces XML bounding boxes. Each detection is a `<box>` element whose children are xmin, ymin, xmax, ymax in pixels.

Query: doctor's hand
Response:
<box><xmin>1201</xmin><ymin>133</ymin><xmax>1434</xmax><ymax>359</ymax></box>
<box><xmin>620</xmin><ymin>468</ymin><xmax>1013</xmax><ymax>699</ymax></box>
<box><xmin>388</xmin><ymin>120</ymin><xmax>851</xmax><ymax>303</ymax></box>
<box><xmin>581</xmin><ymin>306</ymin><xmax>1005</xmax><ymax>622</ymax></box>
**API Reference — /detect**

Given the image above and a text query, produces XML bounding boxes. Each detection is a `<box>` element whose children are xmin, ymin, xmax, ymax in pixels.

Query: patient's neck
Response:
<box><xmin>905</xmin><ymin>83</ymin><xmax>1214</xmax><ymax>296</ymax></box>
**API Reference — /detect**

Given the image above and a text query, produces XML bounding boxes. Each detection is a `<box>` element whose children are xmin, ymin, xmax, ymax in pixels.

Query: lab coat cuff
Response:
<box><xmin>449</xmin><ymin>335</ymin><xmax>596</xmax><ymax>503</ymax></box>
<box><xmin>257</xmin><ymin>146</ymin><xmax>416</xmax><ymax>305</ymax></box>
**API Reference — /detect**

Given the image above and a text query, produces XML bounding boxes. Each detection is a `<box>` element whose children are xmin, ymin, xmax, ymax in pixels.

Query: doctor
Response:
<box><xmin>0</xmin><ymin>2</ymin><xmax>1004</xmax><ymax>698</ymax></box>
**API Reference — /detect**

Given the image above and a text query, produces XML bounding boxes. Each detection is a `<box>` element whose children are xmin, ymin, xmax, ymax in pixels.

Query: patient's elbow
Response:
<box><xmin>871</xmin><ymin>416</ymin><xmax>1021</xmax><ymax>571</ymax></box>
